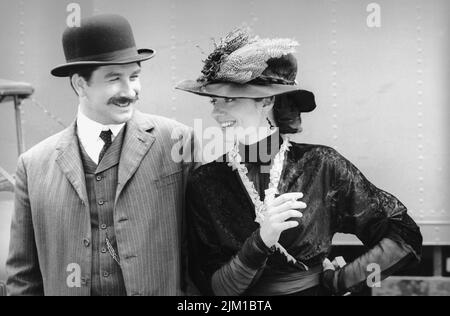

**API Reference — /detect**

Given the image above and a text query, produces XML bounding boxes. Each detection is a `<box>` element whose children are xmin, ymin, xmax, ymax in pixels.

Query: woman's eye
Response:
<box><xmin>225</xmin><ymin>98</ymin><xmax>235</xmax><ymax>103</ymax></box>
<box><xmin>210</xmin><ymin>99</ymin><xmax>217</xmax><ymax>104</ymax></box>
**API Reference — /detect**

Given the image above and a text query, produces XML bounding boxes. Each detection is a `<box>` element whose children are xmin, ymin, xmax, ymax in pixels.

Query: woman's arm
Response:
<box><xmin>325</xmin><ymin>150</ymin><xmax>422</xmax><ymax>295</ymax></box>
<box><xmin>186</xmin><ymin>177</ymin><xmax>272</xmax><ymax>296</ymax></box>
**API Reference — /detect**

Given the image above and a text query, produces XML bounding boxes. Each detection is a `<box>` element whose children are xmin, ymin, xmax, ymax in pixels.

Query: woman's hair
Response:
<box><xmin>273</xmin><ymin>93</ymin><xmax>303</xmax><ymax>134</ymax></box>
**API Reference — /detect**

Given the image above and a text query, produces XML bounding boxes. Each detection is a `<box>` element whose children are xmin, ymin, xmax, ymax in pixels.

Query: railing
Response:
<box><xmin>0</xmin><ymin>282</ymin><xmax>6</xmax><ymax>296</ymax></box>
<box><xmin>0</xmin><ymin>78</ymin><xmax>34</xmax><ymax>193</ymax></box>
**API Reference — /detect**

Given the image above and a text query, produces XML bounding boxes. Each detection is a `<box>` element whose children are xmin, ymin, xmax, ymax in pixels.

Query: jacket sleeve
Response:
<box><xmin>6</xmin><ymin>155</ymin><xmax>44</xmax><ymax>296</ymax></box>
<box><xmin>325</xmin><ymin>150</ymin><xmax>422</xmax><ymax>295</ymax></box>
<box><xmin>180</xmin><ymin>128</ymin><xmax>202</xmax><ymax>295</ymax></box>
<box><xmin>186</xmin><ymin>175</ymin><xmax>271</xmax><ymax>296</ymax></box>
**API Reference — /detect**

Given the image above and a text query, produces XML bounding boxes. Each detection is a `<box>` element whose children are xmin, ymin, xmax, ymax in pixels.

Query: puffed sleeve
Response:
<box><xmin>325</xmin><ymin>150</ymin><xmax>422</xmax><ymax>295</ymax></box>
<box><xmin>186</xmin><ymin>172</ymin><xmax>272</xmax><ymax>296</ymax></box>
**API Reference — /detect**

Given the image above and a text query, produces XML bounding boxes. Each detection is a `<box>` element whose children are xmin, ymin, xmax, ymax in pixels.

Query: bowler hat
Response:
<box><xmin>51</xmin><ymin>14</ymin><xmax>155</xmax><ymax>77</ymax></box>
<box><xmin>176</xmin><ymin>28</ymin><xmax>316</xmax><ymax>113</ymax></box>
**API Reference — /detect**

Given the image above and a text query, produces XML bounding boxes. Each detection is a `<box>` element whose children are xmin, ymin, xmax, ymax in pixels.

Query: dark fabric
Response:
<box><xmin>99</xmin><ymin>130</ymin><xmax>113</xmax><ymax>163</ymax></box>
<box><xmin>187</xmin><ymin>137</ymin><xmax>422</xmax><ymax>296</ymax></box>
<box><xmin>79</xmin><ymin>126</ymin><xmax>126</xmax><ymax>296</ymax></box>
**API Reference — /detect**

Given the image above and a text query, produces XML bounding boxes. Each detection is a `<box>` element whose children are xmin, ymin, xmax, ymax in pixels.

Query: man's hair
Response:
<box><xmin>69</xmin><ymin>62</ymin><xmax>142</xmax><ymax>96</ymax></box>
<box><xmin>69</xmin><ymin>66</ymin><xmax>99</xmax><ymax>96</ymax></box>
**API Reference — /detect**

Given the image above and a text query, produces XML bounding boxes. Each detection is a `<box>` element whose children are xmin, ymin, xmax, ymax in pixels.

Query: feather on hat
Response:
<box><xmin>176</xmin><ymin>28</ymin><xmax>316</xmax><ymax>113</ymax></box>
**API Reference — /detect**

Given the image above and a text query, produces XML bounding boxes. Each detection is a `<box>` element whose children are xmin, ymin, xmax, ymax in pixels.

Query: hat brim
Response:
<box><xmin>51</xmin><ymin>49</ymin><xmax>155</xmax><ymax>77</ymax></box>
<box><xmin>176</xmin><ymin>80</ymin><xmax>316</xmax><ymax>112</ymax></box>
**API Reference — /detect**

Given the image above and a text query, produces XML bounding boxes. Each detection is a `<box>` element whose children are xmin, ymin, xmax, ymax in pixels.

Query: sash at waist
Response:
<box><xmin>247</xmin><ymin>265</ymin><xmax>322</xmax><ymax>296</ymax></box>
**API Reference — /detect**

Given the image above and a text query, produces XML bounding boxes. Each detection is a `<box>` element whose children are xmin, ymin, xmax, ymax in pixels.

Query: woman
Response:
<box><xmin>177</xmin><ymin>29</ymin><xmax>422</xmax><ymax>296</ymax></box>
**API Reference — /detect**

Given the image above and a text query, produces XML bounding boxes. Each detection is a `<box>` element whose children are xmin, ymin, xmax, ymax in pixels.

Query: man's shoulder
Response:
<box><xmin>20</xmin><ymin>127</ymin><xmax>71</xmax><ymax>163</ymax></box>
<box><xmin>135</xmin><ymin>111</ymin><xmax>190</xmax><ymax>133</ymax></box>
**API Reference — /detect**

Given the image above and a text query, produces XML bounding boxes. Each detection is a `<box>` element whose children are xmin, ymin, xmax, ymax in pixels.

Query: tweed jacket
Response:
<box><xmin>6</xmin><ymin>110</ymin><xmax>196</xmax><ymax>296</ymax></box>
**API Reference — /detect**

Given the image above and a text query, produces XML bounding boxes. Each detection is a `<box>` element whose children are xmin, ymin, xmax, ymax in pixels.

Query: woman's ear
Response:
<box><xmin>262</xmin><ymin>96</ymin><xmax>275</xmax><ymax>111</ymax></box>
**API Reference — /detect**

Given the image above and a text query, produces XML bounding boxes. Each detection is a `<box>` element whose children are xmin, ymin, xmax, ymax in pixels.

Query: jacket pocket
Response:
<box><xmin>155</xmin><ymin>169</ymin><xmax>183</xmax><ymax>188</ymax></box>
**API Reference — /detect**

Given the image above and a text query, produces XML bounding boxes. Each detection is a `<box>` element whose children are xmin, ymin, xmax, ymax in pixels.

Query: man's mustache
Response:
<box><xmin>107</xmin><ymin>95</ymin><xmax>139</xmax><ymax>105</ymax></box>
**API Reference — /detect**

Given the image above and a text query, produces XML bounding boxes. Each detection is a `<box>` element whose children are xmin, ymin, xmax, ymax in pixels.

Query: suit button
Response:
<box><xmin>100</xmin><ymin>224</ymin><xmax>107</xmax><ymax>230</ymax></box>
<box><xmin>83</xmin><ymin>238</ymin><xmax>90</xmax><ymax>247</ymax></box>
<box><xmin>101</xmin><ymin>248</ymin><xmax>107</xmax><ymax>254</ymax></box>
<box><xmin>98</xmin><ymin>200</ymin><xmax>105</xmax><ymax>206</ymax></box>
<box><xmin>96</xmin><ymin>176</ymin><xmax>102</xmax><ymax>181</ymax></box>
<box><xmin>103</xmin><ymin>271</ymin><xmax>110</xmax><ymax>278</ymax></box>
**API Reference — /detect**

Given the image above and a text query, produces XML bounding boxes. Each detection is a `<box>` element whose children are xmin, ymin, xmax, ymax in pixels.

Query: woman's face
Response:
<box><xmin>210</xmin><ymin>97</ymin><xmax>267</xmax><ymax>131</ymax></box>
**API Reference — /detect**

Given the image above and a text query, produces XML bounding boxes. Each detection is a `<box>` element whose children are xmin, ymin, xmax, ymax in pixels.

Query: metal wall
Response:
<box><xmin>0</xmin><ymin>0</ymin><xmax>449</xmax><ymax>248</ymax></box>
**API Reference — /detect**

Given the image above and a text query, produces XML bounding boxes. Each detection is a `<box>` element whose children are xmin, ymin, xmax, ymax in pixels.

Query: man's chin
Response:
<box><xmin>111</xmin><ymin>106</ymin><xmax>134</xmax><ymax>124</ymax></box>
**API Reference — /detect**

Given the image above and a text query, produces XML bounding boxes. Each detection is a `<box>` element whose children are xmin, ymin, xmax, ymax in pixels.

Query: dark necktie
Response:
<box><xmin>98</xmin><ymin>129</ymin><xmax>113</xmax><ymax>163</ymax></box>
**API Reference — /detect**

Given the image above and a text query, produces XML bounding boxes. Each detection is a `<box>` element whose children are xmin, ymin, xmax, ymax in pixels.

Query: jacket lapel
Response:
<box><xmin>55</xmin><ymin>121</ymin><xmax>89</xmax><ymax>205</ymax></box>
<box><xmin>115</xmin><ymin>111</ymin><xmax>155</xmax><ymax>204</ymax></box>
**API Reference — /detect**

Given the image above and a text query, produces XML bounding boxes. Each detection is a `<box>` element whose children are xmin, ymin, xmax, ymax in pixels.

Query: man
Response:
<box><xmin>6</xmin><ymin>14</ymin><xmax>195</xmax><ymax>296</ymax></box>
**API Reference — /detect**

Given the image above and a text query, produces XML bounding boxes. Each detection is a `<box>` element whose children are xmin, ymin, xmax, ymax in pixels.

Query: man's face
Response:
<box><xmin>80</xmin><ymin>63</ymin><xmax>142</xmax><ymax>125</ymax></box>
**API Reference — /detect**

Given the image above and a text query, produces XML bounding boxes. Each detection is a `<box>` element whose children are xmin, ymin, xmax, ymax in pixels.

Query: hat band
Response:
<box><xmin>68</xmin><ymin>47</ymin><xmax>139</xmax><ymax>63</ymax></box>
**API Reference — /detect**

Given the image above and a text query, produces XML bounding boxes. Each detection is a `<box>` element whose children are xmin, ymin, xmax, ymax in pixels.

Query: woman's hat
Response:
<box><xmin>51</xmin><ymin>14</ymin><xmax>155</xmax><ymax>77</ymax></box>
<box><xmin>176</xmin><ymin>29</ymin><xmax>316</xmax><ymax>113</ymax></box>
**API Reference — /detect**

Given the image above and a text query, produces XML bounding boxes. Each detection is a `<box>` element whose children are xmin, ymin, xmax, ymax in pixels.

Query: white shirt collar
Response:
<box><xmin>76</xmin><ymin>107</ymin><xmax>125</xmax><ymax>164</ymax></box>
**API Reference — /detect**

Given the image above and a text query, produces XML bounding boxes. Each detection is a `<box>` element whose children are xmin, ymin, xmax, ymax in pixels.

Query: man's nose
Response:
<box><xmin>119</xmin><ymin>80</ymin><xmax>138</xmax><ymax>98</ymax></box>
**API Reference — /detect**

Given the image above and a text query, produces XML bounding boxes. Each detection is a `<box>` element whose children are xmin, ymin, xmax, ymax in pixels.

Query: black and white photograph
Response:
<box><xmin>0</xmin><ymin>0</ymin><xmax>449</xmax><ymax>300</ymax></box>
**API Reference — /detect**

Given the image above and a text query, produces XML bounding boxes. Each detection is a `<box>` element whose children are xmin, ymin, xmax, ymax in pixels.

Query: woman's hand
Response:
<box><xmin>259</xmin><ymin>192</ymin><xmax>306</xmax><ymax>248</ymax></box>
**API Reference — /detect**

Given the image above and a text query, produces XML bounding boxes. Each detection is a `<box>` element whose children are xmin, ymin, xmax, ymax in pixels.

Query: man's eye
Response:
<box><xmin>210</xmin><ymin>99</ymin><xmax>217</xmax><ymax>105</ymax></box>
<box><xmin>109</xmin><ymin>77</ymin><xmax>119</xmax><ymax>82</ymax></box>
<box><xmin>130</xmin><ymin>75</ymin><xmax>140</xmax><ymax>80</ymax></box>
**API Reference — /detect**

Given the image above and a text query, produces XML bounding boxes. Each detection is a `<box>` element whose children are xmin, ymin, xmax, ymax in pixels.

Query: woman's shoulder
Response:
<box><xmin>189</xmin><ymin>154</ymin><xmax>231</xmax><ymax>182</ymax></box>
<box><xmin>289</xmin><ymin>142</ymin><xmax>345</xmax><ymax>163</ymax></box>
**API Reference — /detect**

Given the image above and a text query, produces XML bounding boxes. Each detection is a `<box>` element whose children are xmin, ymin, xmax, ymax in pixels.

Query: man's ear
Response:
<box><xmin>70</xmin><ymin>74</ymin><xmax>88</xmax><ymax>97</ymax></box>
